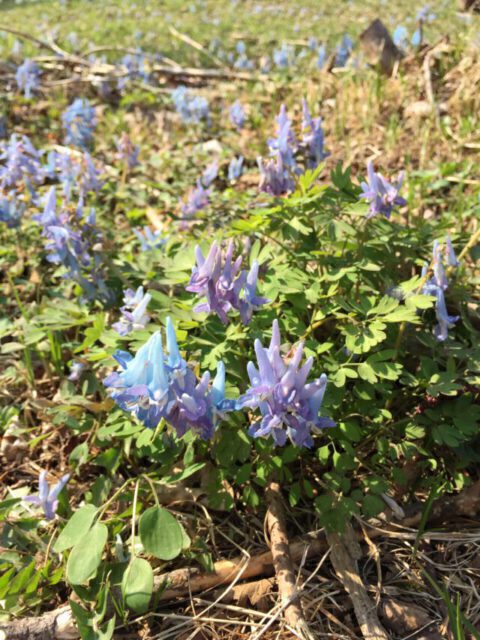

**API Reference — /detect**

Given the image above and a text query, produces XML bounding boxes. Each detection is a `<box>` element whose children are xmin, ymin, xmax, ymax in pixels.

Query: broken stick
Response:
<box><xmin>265</xmin><ymin>481</ymin><xmax>316</xmax><ymax>640</ymax></box>
<box><xmin>326</xmin><ymin>523</ymin><xmax>389</xmax><ymax>640</ymax></box>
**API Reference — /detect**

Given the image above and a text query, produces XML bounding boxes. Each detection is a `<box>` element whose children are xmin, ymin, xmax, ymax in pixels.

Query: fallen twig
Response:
<box><xmin>326</xmin><ymin>523</ymin><xmax>389</xmax><ymax>640</ymax></box>
<box><xmin>168</xmin><ymin>25</ymin><xmax>225</xmax><ymax>69</ymax></box>
<box><xmin>264</xmin><ymin>481</ymin><xmax>315</xmax><ymax>640</ymax></box>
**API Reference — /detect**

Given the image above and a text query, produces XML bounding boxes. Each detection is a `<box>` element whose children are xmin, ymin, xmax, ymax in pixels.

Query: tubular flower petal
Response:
<box><xmin>104</xmin><ymin>320</ymin><xmax>233</xmax><ymax>439</ymax></box>
<box><xmin>186</xmin><ymin>241</ymin><xmax>268</xmax><ymax>325</ymax></box>
<box><xmin>237</xmin><ymin>320</ymin><xmax>334</xmax><ymax>447</ymax></box>
<box><xmin>360</xmin><ymin>161</ymin><xmax>406</xmax><ymax>218</ymax></box>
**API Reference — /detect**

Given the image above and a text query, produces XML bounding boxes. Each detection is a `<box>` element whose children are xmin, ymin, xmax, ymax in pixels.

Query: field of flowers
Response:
<box><xmin>1</xmin><ymin>1</ymin><xmax>480</xmax><ymax>638</ymax></box>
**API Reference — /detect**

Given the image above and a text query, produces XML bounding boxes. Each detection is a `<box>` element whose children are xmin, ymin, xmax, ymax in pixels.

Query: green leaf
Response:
<box><xmin>66</xmin><ymin>523</ymin><xmax>108</xmax><ymax>584</ymax></box>
<box><xmin>54</xmin><ymin>504</ymin><xmax>98</xmax><ymax>553</ymax></box>
<box><xmin>139</xmin><ymin>506</ymin><xmax>184</xmax><ymax>560</ymax></box>
<box><xmin>122</xmin><ymin>557</ymin><xmax>153</xmax><ymax>613</ymax></box>
<box><xmin>358</xmin><ymin>362</ymin><xmax>378</xmax><ymax>384</ymax></box>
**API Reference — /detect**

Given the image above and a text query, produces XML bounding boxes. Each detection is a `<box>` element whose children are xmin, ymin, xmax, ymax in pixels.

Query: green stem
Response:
<box><xmin>142</xmin><ymin>474</ymin><xmax>160</xmax><ymax>508</ymax></box>
<box><xmin>130</xmin><ymin>480</ymin><xmax>140</xmax><ymax>558</ymax></box>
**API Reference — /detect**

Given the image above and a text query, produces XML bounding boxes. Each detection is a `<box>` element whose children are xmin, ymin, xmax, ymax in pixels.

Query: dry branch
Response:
<box><xmin>265</xmin><ymin>481</ymin><xmax>314</xmax><ymax>640</ymax></box>
<box><xmin>326</xmin><ymin>524</ymin><xmax>389</xmax><ymax>640</ymax></box>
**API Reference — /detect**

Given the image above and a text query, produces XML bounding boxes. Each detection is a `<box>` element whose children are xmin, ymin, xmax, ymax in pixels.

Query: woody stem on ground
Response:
<box><xmin>265</xmin><ymin>480</ymin><xmax>316</xmax><ymax>640</ymax></box>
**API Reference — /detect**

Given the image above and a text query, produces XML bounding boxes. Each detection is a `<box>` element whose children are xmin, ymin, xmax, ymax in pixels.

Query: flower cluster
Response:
<box><xmin>34</xmin><ymin>187</ymin><xmax>112</xmax><ymax>302</ymax></box>
<box><xmin>16</xmin><ymin>59</ymin><xmax>40</xmax><ymax>99</ymax></box>
<box><xmin>0</xmin><ymin>191</ymin><xmax>25</xmax><ymax>227</ymax></box>
<box><xmin>237</xmin><ymin>320</ymin><xmax>335</xmax><ymax>447</ymax></box>
<box><xmin>258</xmin><ymin>102</ymin><xmax>328</xmax><ymax>196</ymax></box>
<box><xmin>186</xmin><ymin>240</ymin><xmax>268</xmax><ymax>325</ymax></box>
<box><xmin>104</xmin><ymin>319</ymin><xmax>232</xmax><ymax>439</ymax></box>
<box><xmin>112</xmin><ymin>286</ymin><xmax>151</xmax><ymax>336</ymax></box>
<box><xmin>229</xmin><ymin>100</ymin><xmax>246</xmax><ymax>130</ymax></box>
<box><xmin>421</xmin><ymin>237</ymin><xmax>460</xmax><ymax>341</ymax></box>
<box><xmin>62</xmin><ymin>98</ymin><xmax>96</xmax><ymax>148</ymax></box>
<box><xmin>116</xmin><ymin>133</ymin><xmax>140</xmax><ymax>170</ymax></box>
<box><xmin>171</xmin><ymin>86</ymin><xmax>210</xmax><ymax>125</ymax></box>
<box><xmin>118</xmin><ymin>52</ymin><xmax>150</xmax><ymax>90</ymax></box>
<box><xmin>182</xmin><ymin>181</ymin><xmax>210</xmax><ymax>217</ymax></box>
<box><xmin>133</xmin><ymin>226</ymin><xmax>166</xmax><ymax>251</ymax></box>
<box><xmin>301</xmin><ymin>99</ymin><xmax>329</xmax><ymax>169</ymax></box>
<box><xmin>23</xmin><ymin>470</ymin><xmax>70</xmax><ymax>520</ymax></box>
<box><xmin>228</xmin><ymin>155</ymin><xmax>244</xmax><ymax>182</ymax></box>
<box><xmin>0</xmin><ymin>134</ymin><xmax>45</xmax><ymax>195</ymax></box>
<box><xmin>359</xmin><ymin>162</ymin><xmax>406</xmax><ymax>218</ymax></box>
<box><xmin>48</xmin><ymin>149</ymin><xmax>104</xmax><ymax>200</ymax></box>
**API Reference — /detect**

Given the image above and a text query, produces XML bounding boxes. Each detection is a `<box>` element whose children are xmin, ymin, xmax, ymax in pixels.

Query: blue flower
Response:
<box><xmin>68</xmin><ymin>360</ymin><xmax>86</xmax><ymax>382</ymax></box>
<box><xmin>257</xmin><ymin>153</ymin><xmax>295</xmax><ymax>196</ymax></box>
<box><xmin>181</xmin><ymin>179</ymin><xmax>211</xmax><ymax>219</ymax></box>
<box><xmin>335</xmin><ymin>35</ymin><xmax>353</xmax><ymax>67</ymax></box>
<box><xmin>201</xmin><ymin>160</ymin><xmax>219</xmax><ymax>188</ymax></box>
<box><xmin>301</xmin><ymin>99</ymin><xmax>329</xmax><ymax>169</ymax></box>
<box><xmin>34</xmin><ymin>187</ymin><xmax>112</xmax><ymax>303</ymax></box>
<box><xmin>229</xmin><ymin>100</ymin><xmax>246</xmax><ymax>130</ymax></box>
<box><xmin>118</xmin><ymin>51</ymin><xmax>150</xmax><ymax>90</ymax></box>
<box><xmin>112</xmin><ymin>286</ymin><xmax>151</xmax><ymax>336</ymax></box>
<box><xmin>273</xmin><ymin>43</ymin><xmax>293</xmax><ymax>69</ymax></box>
<box><xmin>16</xmin><ymin>59</ymin><xmax>40</xmax><ymax>99</ymax></box>
<box><xmin>0</xmin><ymin>191</ymin><xmax>25</xmax><ymax>227</ymax></box>
<box><xmin>116</xmin><ymin>133</ymin><xmax>140</xmax><ymax>170</ymax></box>
<box><xmin>421</xmin><ymin>238</ymin><xmax>460</xmax><ymax>341</ymax></box>
<box><xmin>186</xmin><ymin>240</ymin><xmax>268</xmax><ymax>325</ymax></box>
<box><xmin>171</xmin><ymin>86</ymin><xmax>210</xmax><ymax>125</ymax></box>
<box><xmin>23</xmin><ymin>470</ymin><xmax>70</xmax><ymax>520</ymax></box>
<box><xmin>360</xmin><ymin>162</ymin><xmax>406</xmax><ymax>218</ymax></box>
<box><xmin>0</xmin><ymin>134</ymin><xmax>45</xmax><ymax>193</ymax></box>
<box><xmin>133</xmin><ymin>226</ymin><xmax>166</xmax><ymax>251</ymax></box>
<box><xmin>228</xmin><ymin>156</ymin><xmax>244</xmax><ymax>182</ymax></box>
<box><xmin>268</xmin><ymin>104</ymin><xmax>297</xmax><ymax>169</ymax></box>
<box><xmin>104</xmin><ymin>319</ymin><xmax>232</xmax><ymax>439</ymax></box>
<box><xmin>237</xmin><ymin>320</ymin><xmax>334</xmax><ymax>447</ymax></box>
<box><xmin>62</xmin><ymin>99</ymin><xmax>96</xmax><ymax>148</ymax></box>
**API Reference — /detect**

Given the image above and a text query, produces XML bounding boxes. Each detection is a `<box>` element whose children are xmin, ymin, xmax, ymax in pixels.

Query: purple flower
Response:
<box><xmin>257</xmin><ymin>153</ymin><xmax>295</xmax><ymax>196</ymax></box>
<box><xmin>133</xmin><ymin>226</ymin><xmax>166</xmax><ymax>251</ymax></box>
<box><xmin>201</xmin><ymin>160</ymin><xmax>219</xmax><ymax>187</ymax></box>
<box><xmin>335</xmin><ymin>35</ymin><xmax>353</xmax><ymax>67</ymax></box>
<box><xmin>104</xmin><ymin>319</ymin><xmax>232</xmax><ymax>439</ymax></box>
<box><xmin>0</xmin><ymin>134</ymin><xmax>45</xmax><ymax>193</ymax></box>
<box><xmin>360</xmin><ymin>162</ymin><xmax>406</xmax><ymax>218</ymax></box>
<box><xmin>316</xmin><ymin>44</ymin><xmax>327</xmax><ymax>69</ymax></box>
<box><xmin>237</xmin><ymin>320</ymin><xmax>334</xmax><ymax>447</ymax></box>
<box><xmin>116</xmin><ymin>132</ymin><xmax>140</xmax><ymax>170</ymax></box>
<box><xmin>229</xmin><ymin>101</ymin><xmax>246</xmax><ymax>129</ymax></box>
<box><xmin>112</xmin><ymin>286</ymin><xmax>151</xmax><ymax>336</ymax></box>
<box><xmin>23</xmin><ymin>470</ymin><xmax>70</xmax><ymax>520</ymax></box>
<box><xmin>301</xmin><ymin>99</ymin><xmax>329</xmax><ymax>169</ymax></box>
<box><xmin>171</xmin><ymin>86</ymin><xmax>210</xmax><ymax>125</ymax></box>
<box><xmin>0</xmin><ymin>191</ymin><xmax>25</xmax><ymax>227</ymax></box>
<box><xmin>228</xmin><ymin>156</ymin><xmax>244</xmax><ymax>182</ymax></box>
<box><xmin>268</xmin><ymin>104</ymin><xmax>297</xmax><ymax>169</ymax></box>
<box><xmin>68</xmin><ymin>361</ymin><xmax>86</xmax><ymax>381</ymax></box>
<box><xmin>181</xmin><ymin>179</ymin><xmax>211</xmax><ymax>218</ymax></box>
<box><xmin>62</xmin><ymin>99</ymin><xmax>96</xmax><ymax>148</ymax></box>
<box><xmin>273</xmin><ymin>43</ymin><xmax>293</xmax><ymax>69</ymax></box>
<box><xmin>239</xmin><ymin>261</ymin><xmax>269</xmax><ymax>325</ymax></box>
<box><xmin>421</xmin><ymin>238</ymin><xmax>460</xmax><ymax>341</ymax></box>
<box><xmin>16</xmin><ymin>59</ymin><xmax>40</xmax><ymax>99</ymax></box>
<box><xmin>118</xmin><ymin>51</ymin><xmax>150</xmax><ymax>90</ymax></box>
<box><xmin>186</xmin><ymin>240</ymin><xmax>268</xmax><ymax>325</ymax></box>
<box><xmin>33</xmin><ymin>187</ymin><xmax>112</xmax><ymax>303</ymax></box>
